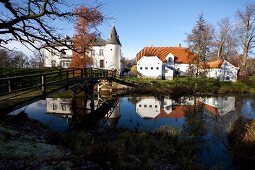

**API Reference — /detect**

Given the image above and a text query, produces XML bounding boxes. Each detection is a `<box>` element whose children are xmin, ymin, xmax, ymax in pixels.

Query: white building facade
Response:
<box><xmin>43</xmin><ymin>25</ymin><xmax>122</xmax><ymax>73</ymax></box>
<box><xmin>136</xmin><ymin>47</ymin><xmax>239</xmax><ymax>81</ymax></box>
<box><xmin>206</xmin><ymin>60</ymin><xmax>239</xmax><ymax>82</ymax></box>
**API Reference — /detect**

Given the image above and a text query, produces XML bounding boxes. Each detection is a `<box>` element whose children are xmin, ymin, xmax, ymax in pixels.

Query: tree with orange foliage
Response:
<box><xmin>69</xmin><ymin>5</ymin><xmax>103</xmax><ymax>68</ymax></box>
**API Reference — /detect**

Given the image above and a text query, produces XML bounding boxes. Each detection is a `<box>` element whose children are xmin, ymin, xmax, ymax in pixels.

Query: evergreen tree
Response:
<box><xmin>186</xmin><ymin>14</ymin><xmax>214</xmax><ymax>76</ymax></box>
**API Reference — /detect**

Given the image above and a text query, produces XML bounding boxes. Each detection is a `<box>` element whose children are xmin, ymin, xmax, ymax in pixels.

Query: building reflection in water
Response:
<box><xmin>46</xmin><ymin>96</ymin><xmax>120</xmax><ymax>129</ymax></box>
<box><xmin>46</xmin><ymin>98</ymin><xmax>72</xmax><ymax>121</ymax></box>
<box><xmin>135</xmin><ymin>96</ymin><xmax>236</xmax><ymax>119</ymax></box>
<box><xmin>45</xmin><ymin>95</ymin><xmax>237</xmax><ymax>131</ymax></box>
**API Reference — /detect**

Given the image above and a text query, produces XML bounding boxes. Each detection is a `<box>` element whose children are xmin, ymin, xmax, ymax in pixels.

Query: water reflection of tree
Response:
<box><xmin>36</xmin><ymin>99</ymin><xmax>46</xmax><ymax>108</ymax></box>
<box><xmin>183</xmin><ymin>100</ymin><xmax>207</xmax><ymax>138</ymax></box>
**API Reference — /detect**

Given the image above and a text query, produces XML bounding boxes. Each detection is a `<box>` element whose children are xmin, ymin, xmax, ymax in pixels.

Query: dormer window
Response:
<box><xmin>91</xmin><ymin>49</ymin><xmax>95</xmax><ymax>57</ymax></box>
<box><xmin>99</xmin><ymin>49</ymin><xmax>104</xmax><ymax>56</ymax></box>
<box><xmin>168</xmin><ymin>57</ymin><xmax>173</xmax><ymax>64</ymax></box>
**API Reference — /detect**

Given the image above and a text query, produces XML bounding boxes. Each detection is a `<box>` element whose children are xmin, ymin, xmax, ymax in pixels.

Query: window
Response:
<box><xmin>61</xmin><ymin>104</ymin><xmax>66</xmax><ymax>111</ymax></box>
<box><xmin>91</xmin><ymin>49</ymin><xmax>95</xmax><ymax>57</ymax></box>
<box><xmin>62</xmin><ymin>61</ymin><xmax>70</xmax><ymax>67</ymax></box>
<box><xmin>149</xmin><ymin>105</ymin><xmax>152</xmax><ymax>108</ymax></box>
<box><xmin>145</xmin><ymin>67</ymin><xmax>148</xmax><ymax>70</ymax></box>
<box><xmin>151</xmin><ymin>67</ymin><xmax>153</xmax><ymax>70</ymax></box>
<box><xmin>144</xmin><ymin>105</ymin><xmax>147</xmax><ymax>107</ymax></box>
<box><xmin>51</xmin><ymin>60</ymin><xmax>56</xmax><ymax>67</ymax></box>
<box><xmin>50</xmin><ymin>49</ymin><xmax>54</xmax><ymax>56</ymax></box>
<box><xmin>168</xmin><ymin>57</ymin><xmax>173</xmax><ymax>64</ymax></box>
<box><xmin>166</xmin><ymin>106</ymin><xmax>171</xmax><ymax>110</ymax></box>
<box><xmin>156</xmin><ymin>67</ymin><xmax>159</xmax><ymax>70</ymax></box>
<box><xmin>99</xmin><ymin>49</ymin><xmax>104</xmax><ymax>56</ymax></box>
<box><xmin>155</xmin><ymin>105</ymin><xmax>157</xmax><ymax>108</ymax></box>
<box><xmin>53</xmin><ymin>103</ymin><xmax>57</xmax><ymax>110</ymax></box>
<box><xmin>139</xmin><ymin>105</ymin><xmax>141</xmax><ymax>107</ymax></box>
<box><xmin>140</xmin><ymin>67</ymin><xmax>142</xmax><ymax>70</ymax></box>
<box><xmin>100</xmin><ymin>60</ymin><xmax>104</xmax><ymax>68</ymax></box>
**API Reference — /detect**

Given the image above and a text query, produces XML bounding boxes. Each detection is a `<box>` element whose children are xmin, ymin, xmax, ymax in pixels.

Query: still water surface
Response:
<box><xmin>9</xmin><ymin>94</ymin><xmax>255</xmax><ymax>169</ymax></box>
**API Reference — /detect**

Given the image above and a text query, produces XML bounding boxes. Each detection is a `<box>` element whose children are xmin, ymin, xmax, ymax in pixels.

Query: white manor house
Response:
<box><xmin>136</xmin><ymin>46</ymin><xmax>239</xmax><ymax>81</ymax></box>
<box><xmin>43</xmin><ymin>25</ymin><xmax>122</xmax><ymax>73</ymax></box>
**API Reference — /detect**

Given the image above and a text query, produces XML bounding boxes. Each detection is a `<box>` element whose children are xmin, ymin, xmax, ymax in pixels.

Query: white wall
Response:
<box><xmin>175</xmin><ymin>64</ymin><xmax>190</xmax><ymax>75</ymax></box>
<box><xmin>165</xmin><ymin>67</ymin><xmax>174</xmax><ymax>80</ymax></box>
<box><xmin>199</xmin><ymin>96</ymin><xmax>235</xmax><ymax>116</ymax></box>
<box><xmin>91</xmin><ymin>46</ymin><xmax>106</xmax><ymax>68</ymax></box>
<box><xmin>46</xmin><ymin>98</ymin><xmax>72</xmax><ymax>114</ymax></box>
<box><xmin>206</xmin><ymin>60</ymin><xmax>239</xmax><ymax>82</ymax></box>
<box><xmin>105</xmin><ymin>44</ymin><xmax>121</xmax><ymax>71</ymax></box>
<box><xmin>44</xmin><ymin>46</ymin><xmax>72</xmax><ymax>68</ymax></box>
<box><xmin>136</xmin><ymin>97</ymin><xmax>161</xmax><ymax>118</ymax></box>
<box><xmin>137</xmin><ymin>56</ymin><xmax>162</xmax><ymax>78</ymax></box>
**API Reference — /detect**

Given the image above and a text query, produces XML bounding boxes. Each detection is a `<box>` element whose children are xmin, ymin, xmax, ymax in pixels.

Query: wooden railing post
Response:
<box><xmin>84</xmin><ymin>68</ymin><xmax>87</xmax><ymax>78</ymax></box>
<box><xmin>72</xmin><ymin>68</ymin><xmax>75</xmax><ymax>78</ymax></box>
<box><xmin>66</xmin><ymin>70</ymin><xmax>69</xmax><ymax>89</ymax></box>
<box><xmin>41</xmin><ymin>74</ymin><xmax>46</xmax><ymax>94</ymax></box>
<box><xmin>80</xmin><ymin>69</ymin><xmax>83</xmax><ymax>84</ymax></box>
<box><xmin>59</xmin><ymin>68</ymin><xmax>62</xmax><ymax>80</ymax></box>
<box><xmin>8</xmin><ymin>79</ymin><xmax>11</xmax><ymax>93</ymax></box>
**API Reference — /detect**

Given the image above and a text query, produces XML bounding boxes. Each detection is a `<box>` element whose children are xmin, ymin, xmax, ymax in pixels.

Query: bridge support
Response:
<box><xmin>97</xmin><ymin>80</ymin><xmax>113</xmax><ymax>98</ymax></box>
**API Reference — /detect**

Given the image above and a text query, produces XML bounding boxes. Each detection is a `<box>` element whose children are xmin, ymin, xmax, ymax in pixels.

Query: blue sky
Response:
<box><xmin>8</xmin><ymin>0</ymin><xmax>252</xmax><ymax>59</ymax></box>
<box><xmin>97</xmin><ymin>0</ymin><xmax>250</xmax><ymax>59</ymax></box>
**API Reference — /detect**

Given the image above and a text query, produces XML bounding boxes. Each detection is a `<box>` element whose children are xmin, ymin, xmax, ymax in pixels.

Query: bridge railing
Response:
<box><xmin>84</xmin><ymin>68</ymin><xmax>116</xmax><ymax>79</ymax></box>
<box><xmin>0</xmin><ymin>68</ymin><xmax>82</xmax><ymax>97</ymax></box>
<box><xmin>0</xmin><ymin>68</ymin><xmax>117</xmax><ymax>97</ymax></box>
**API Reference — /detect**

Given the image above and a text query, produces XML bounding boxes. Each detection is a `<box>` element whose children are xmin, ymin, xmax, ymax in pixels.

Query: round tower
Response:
<box><xmin>105</xmin><ymin>24</ymin><xmax>122</xmax><ymax>74</ymax></box>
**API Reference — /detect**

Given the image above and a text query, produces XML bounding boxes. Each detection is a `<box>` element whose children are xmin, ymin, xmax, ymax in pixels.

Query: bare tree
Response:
<box><xmin>186</xmin><ymin>14</ymin><xmax>215</xmax><ymax>76</ymax></box>
<box><xmin>0</xmin><ymin>0</ymin><xmax>103</xmax><ymax>52</ymax></box>
<box><xmin>214</xmin><ymin>18</ymin><xmax>237</xmax><ymax>60</ymax></box>
<box><xmin>30</xmin><ymin>50</ymin><xmax>44</xmax><ymax>68</ymax></box>
<box><xmin>0</xmin><ymin>48</ymin><xmax>9</xmax><ymax>68</ymax></box>
<box><xmin>235</xmin><ymin>2</ymin><xmax>255</xmax><ymax>74</ymax></box>
<box><xmin>0</xmin><ymin>48</ymin><xmax>29</xmax><ymax>68</ymax></box>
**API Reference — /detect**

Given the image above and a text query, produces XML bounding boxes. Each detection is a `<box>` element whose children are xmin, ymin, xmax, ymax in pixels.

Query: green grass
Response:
<box><xmin>48</xmin><ymin>126</ymin><xmax>201</xmax><ymax>169</ymax></box>
<box><xmin>122</xmin><ymin>77</ymin><xmax>251</xmax><ymax>95</ymax></box>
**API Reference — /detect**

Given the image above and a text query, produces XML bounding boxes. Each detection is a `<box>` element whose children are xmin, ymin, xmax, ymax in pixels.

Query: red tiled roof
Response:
<box><xmin>158</xmin><ymin>105</ymin><xmax>189</xmax><ymax>118</ymax></box>
<box><xmin>136</xmin><ymin>47</ymin><xmax>197</xmax><ymax>64</ymax></box>
<box><xmin>158</xmin><ymin>103</ymin><xmax>219</xmax><ymax>119</ymax></box>
<box><xmin>197</xmin><ymin>101</ymin><xmax>219</xmax><ymax>116</ymax></box>
<box><xmin>199</xmin><ymin>60</ymin><xmax>223</xmax><ymax>69</ymax></box>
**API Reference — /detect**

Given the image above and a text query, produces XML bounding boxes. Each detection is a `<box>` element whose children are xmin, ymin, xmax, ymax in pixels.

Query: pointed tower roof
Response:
<box><xmin>106</xmin><ymin>24</ymin><xmax>122</xmax><ymax>46</ymax></box>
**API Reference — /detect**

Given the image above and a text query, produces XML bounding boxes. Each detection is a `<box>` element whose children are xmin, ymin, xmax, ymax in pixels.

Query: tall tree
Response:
<box><xmin>0</xmin><ymin>48</ymin><xmax>9</xmax><ymax>68</ymax></box>
<box><xmin>214</xmin><ymin>18</ymin><xmax>237</xmax><ymax>60</ymax></box>
<box><xmin>186</xmin><ymin>14</ymin><xmax>214</xmax><ymax>76</ymax></box>
<box><xmin>0</xmin><ymin>0</ymin><xmax>103</xmax><ymax>52</ymax></box>
<box><xmin>235</xmin><ymin>2</ymin><xmax>255</xmax><ymax>75</ymax></box>
<box><xmin>69</xmin><ymin>5</ymin><xmax>103</xmax><ymax>68</ymax></box>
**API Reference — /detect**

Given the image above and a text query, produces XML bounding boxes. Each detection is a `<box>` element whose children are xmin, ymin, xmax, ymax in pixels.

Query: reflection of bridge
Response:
<box><xmin>0</xmin><ymin>68</ymin><xmax>135</xmax><ymax>113</ymax></box>
<box><xmin>46</xmin><ymin>96</ymin><xmax>120</xmax><ymax>130</ymax></box>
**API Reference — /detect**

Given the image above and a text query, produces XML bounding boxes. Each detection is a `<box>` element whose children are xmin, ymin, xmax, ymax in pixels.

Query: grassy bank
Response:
<box><xmin>123</xmin><ymin>77</ymin><xmax>253</xmax><ymax>96</ymax></box>
<box><xmin>228</xmin><ymin>118</ymin><xmax>255</xmax><ymax>169</ymax></box>
<box><xmin>48</xmin><ymin>126</ymin><xmax>201</xmax><ymax>169</ymax></box>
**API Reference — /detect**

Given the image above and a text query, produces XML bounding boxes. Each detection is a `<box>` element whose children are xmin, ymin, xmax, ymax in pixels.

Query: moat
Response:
<box><xmin>5</xmin><ymin>93</ymin><xmax>255</xmax><ymax>169</ymax></box>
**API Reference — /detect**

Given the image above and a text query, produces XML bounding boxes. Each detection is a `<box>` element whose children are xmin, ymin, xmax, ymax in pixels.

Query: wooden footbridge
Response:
<box><xmin>0</xmin><ymin>68</ymin><xmax>137</xmax><ymax>113</ymax></box>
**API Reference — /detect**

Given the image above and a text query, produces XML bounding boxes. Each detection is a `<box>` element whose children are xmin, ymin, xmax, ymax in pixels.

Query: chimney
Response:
<box><xmin>179</xmin><ymin>44</ymin><xmax>181</xmax><ymax>47</ymax></box>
